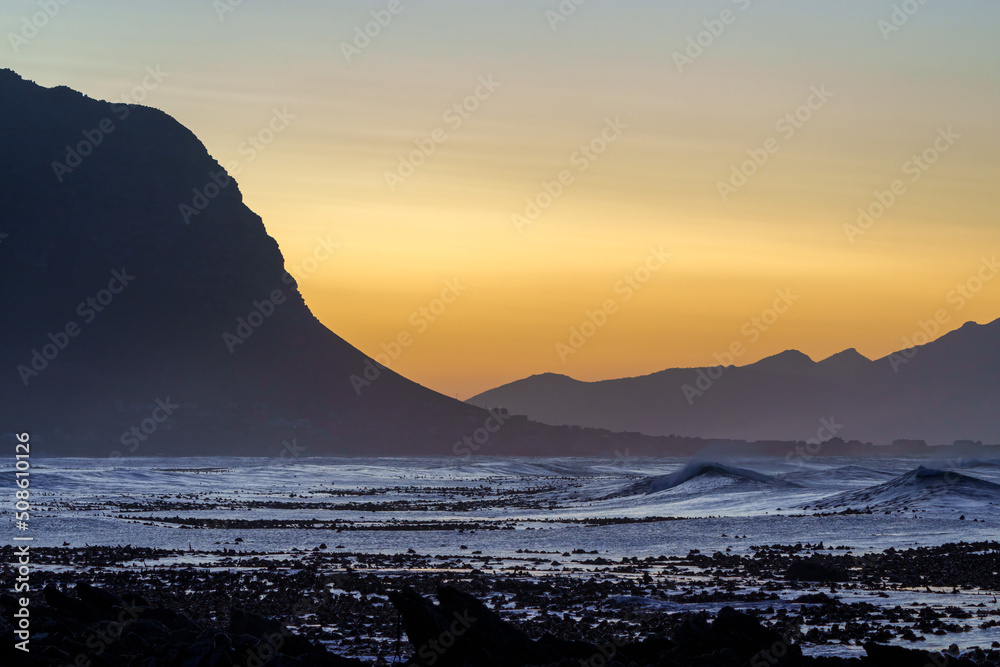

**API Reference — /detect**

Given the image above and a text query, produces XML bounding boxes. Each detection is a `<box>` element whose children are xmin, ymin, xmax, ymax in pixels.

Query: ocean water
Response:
<box><xmin>10</xmin><ymin>455</ymin><xmax>1000</xmax><ymax>556</ymax></box>
<box><xmin>9</xmin><ymin>455</ymin><xmax>1000</xmax><ymax>657</ymax></box>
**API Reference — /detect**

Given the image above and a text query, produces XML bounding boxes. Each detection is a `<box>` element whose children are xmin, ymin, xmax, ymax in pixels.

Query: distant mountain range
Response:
<box><xmin>468</xmin><ymin>320</ymin><xmax>1000</xmax><ymax>445</ymax></box>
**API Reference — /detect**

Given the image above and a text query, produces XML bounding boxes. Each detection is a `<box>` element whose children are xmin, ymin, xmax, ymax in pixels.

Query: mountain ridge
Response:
<box><xmin>468</xmin><ymin>318</ymin><xmax>1000</xmax><ymax>445</ymax></box>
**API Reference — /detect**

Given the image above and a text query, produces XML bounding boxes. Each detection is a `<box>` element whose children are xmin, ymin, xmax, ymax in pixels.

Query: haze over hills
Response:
<box><xmin>468</xmin><ymin>319</ymin><xmax>1000</xmax><ymax>446</ymax></box>
<box><xmin>0</xmin><ymin>70</ymin><xmax>677</xmax><ymax>457</ymax></box>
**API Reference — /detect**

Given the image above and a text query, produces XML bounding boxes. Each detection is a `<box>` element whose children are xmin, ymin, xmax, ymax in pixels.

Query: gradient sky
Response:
<box><xmin>4</xmin><ymin>0</ymin><xmax>999</xmax><ymax>398</ymax></box>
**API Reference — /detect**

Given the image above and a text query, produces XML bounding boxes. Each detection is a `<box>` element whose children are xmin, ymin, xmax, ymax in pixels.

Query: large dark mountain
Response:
<box><xmin>0</xmin><ymin>69</ymin><xmax>673</xmax><ymax>457</ymax></box>
<box><xmin>468</xmin><ymin>319</ymin><xmax>1000</xmax><ymax>445</ymax></box>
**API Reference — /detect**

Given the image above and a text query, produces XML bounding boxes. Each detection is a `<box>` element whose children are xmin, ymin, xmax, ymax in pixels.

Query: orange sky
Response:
<box><xmin>7</xmin><ymin>0</ymin><xmax>1000</xmax><ymax>398</ymax></box>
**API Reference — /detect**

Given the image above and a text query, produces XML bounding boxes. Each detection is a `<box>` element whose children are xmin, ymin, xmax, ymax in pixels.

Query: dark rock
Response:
<box><xmin>11</xmin><ymin>583</ymin><xmax>364</xmax><ymax>666</ymax></box>
<box><xmin>389</xmin><ymin>587</ymin><xmax>824</xmax><ymax>667</ymax></box>
<box><xmin>787</xmin><ymin>559</ymin><xmax>850</xmax><ymax>582</ymax></box>
<box><xmin>794</xmin><ymin>592</ymin><xmax>839</xmax><ymax>603</ymax></box>
<box><xmin>389</xmin><ymin>585</ymin><xmax>566</xmax><ymax>666</ymax></box>
<box><xmin>863</xmin><ymin>642</ymin><xmax>978</xmax><ymax>667</ymax></box>
<box><xmin>43</xmin><ymin>584</ymin><xmax>103</xmax><ymax>622</ymax></box>
<box><xmin>74</xmin><ymin>581</ymin><xmax>125</xmax><ymax>616</ymax></box>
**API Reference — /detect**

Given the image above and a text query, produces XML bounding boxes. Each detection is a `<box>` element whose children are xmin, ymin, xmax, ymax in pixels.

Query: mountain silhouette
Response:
<box><xmin>817</xmin><ymin>348</ymin><xmax>872</xmax><ymax>373</ymax></box>
<box><xmin>468</xmin><ymin>319</ymin><xmax>1000</xmax><ymax>445</ymax></box>
<box><xmin>0</xmin><ymin>69</ymin><xmax>683</xmax><ymax>457</ymax></box>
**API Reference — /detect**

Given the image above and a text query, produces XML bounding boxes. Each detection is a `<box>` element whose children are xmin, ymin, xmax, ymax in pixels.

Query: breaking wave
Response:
<box><xmin>809</xmin><ymin>466</ymin><xmax>1000</xmax><ymax>510</ymax></box>
<box><xmin>621</xmin><ymin>461</ymin><xmax>802</xmax><ymax>496</ymax></box>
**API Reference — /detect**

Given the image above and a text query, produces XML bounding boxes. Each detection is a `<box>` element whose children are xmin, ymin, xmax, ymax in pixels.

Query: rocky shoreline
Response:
<box><xmin>3</xmin><ymin>541</ymin><xmax>999</xmax><ymax>665</ymax></box>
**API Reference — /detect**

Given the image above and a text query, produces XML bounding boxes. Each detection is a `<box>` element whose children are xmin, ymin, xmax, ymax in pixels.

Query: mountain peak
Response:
<box><xmin>748</xmin><ymin>349</ymin><xmax>815</xmax><ymax>374</ymax></box>
<box><xmin>0</xmin><ymin>69</ymin><xmax>30</xmax><ymax>93</ymax></box>
<box><xmin>528</xmin><ymin>372</ymin><xmax>575</xmax><ymax>381</ymax></box>
<box><xmin>819</xmin><ymin>348</ymin><xmax>872</xmax><ymax>371</ymax></box>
